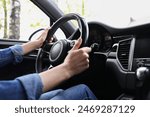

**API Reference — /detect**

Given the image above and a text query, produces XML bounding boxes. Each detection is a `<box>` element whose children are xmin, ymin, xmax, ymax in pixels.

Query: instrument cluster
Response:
<box><xmin>88</xmin><ymin>23</ymin><xmax>113</xmax><ymax>53</ymax></box>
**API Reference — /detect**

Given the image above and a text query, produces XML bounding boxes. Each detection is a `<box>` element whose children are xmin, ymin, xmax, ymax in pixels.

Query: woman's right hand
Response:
<box><xmin>39</xmin><ymin>37</ymin><xmax>91</xmax><ymax>92</ymax></box>
<box><xmin>63</xmin><ymin>37</ymin><xmax>91</xmax><ymax>78</ymax></box>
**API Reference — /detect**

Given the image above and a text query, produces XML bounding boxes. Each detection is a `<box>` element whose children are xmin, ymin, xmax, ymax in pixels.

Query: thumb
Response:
<box><xmin>71</xmin><ymin>37</ymin><xmax>82</xmax><ymax>50</ymax></box>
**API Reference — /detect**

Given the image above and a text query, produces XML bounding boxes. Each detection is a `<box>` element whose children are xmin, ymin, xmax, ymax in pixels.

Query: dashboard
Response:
<box><xmin>87</xmin><ymin>21</ymin><xmax>150</xmax><ymax>99</ymax></box>
<box><xmin>132</xmin><ymin>38</ymin><xmax>150</xmax><ymax>71</ymax></box>
<box><xmin>87</xmin><ymin>22</ymin><xmax>113</xmax><ymax>52</ymax></box>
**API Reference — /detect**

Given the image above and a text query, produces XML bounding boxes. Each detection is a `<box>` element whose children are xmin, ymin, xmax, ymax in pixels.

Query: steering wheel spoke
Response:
<box><xmin>42</xmin><ymin>50</ymin><xmax>50</xmax><ymax>55</ymax></box>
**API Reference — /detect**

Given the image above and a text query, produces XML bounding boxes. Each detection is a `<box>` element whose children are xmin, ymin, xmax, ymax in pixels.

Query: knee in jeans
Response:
<box><xmin>77</xmin><ymin>84</ymin><xmax>89</xmax><ymax>90</ymax></box>
<box><xmin>57</xmin><ymin>89</ymin><xmax>64</xmax><ymax>92</ymax></box>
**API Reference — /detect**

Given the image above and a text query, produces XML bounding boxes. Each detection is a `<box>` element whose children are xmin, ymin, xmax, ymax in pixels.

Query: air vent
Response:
<box><xmin>117</xmin><ymin>39</ymin><xmax>131</xmax><ymax>70</ymax></box>
<box><xmin>111</xmin><ymin>43</ymin><xmax>118</xmax><ymax>52</ymax></box>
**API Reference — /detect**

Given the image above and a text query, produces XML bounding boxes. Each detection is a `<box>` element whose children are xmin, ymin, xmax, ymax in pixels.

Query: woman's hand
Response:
<box><xmin>32</xmin><ymin>28</ymin><xmax>49</xmax><ymax>48</ymax></box>
<box><xmin>39</xmin><ymin>37</ymin><xmax>91</xmax><ymax>92</ymax></box>
<box><xmin>22</xmin><ymin>28</ymin><xmax>51</xmax><ymax>55</ymax></box>
<box><xmin>63</xmin><ymin>37</ymin><xmax>91</xmax><ymax>78</ymax></box>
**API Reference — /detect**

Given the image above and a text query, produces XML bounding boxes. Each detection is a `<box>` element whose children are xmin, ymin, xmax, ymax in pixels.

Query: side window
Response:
<box><xmin>0</xmin><ymin>0</ymin><xmax>50</xmax><ymax>41</ymax></box>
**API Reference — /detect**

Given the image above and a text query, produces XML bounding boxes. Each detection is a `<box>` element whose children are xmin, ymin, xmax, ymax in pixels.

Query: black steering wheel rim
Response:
<box><xmin>35</xmin><ymin>13</ymin><xmax>89</xmax><ymax>73</ymax></box>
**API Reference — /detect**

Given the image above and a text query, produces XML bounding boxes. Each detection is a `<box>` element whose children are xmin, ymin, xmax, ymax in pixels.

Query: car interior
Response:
<box><xmin>1</xmin><ymin>0</ymin><xmax>150</xmax><ymax>100</ymax></box>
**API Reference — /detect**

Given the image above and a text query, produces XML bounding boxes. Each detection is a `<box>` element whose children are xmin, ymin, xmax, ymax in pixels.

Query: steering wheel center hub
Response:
<box><xmin>49</xmin><ymin>40</ymin><xmax>68</xmax><ymax>66</ymax></box>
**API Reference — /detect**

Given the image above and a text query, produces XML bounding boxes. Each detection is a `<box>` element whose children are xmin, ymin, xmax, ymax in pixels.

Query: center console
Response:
<box><xmin>132</xmin><ymin>38</ymin><xmax>150</xmax><ymax>71</ymax></box>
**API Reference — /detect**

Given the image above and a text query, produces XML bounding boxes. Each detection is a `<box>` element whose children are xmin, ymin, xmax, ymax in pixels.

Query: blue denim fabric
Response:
<box><xmin>39</xmin><ymin>89</ymin><xmax>64</xmax><ymax>100</ymax></box>
<box><xmin>9</xmin><ymin>45</ymin><xmax>24</xmax><ymax>63</ymax></box>
<box><xmin>0</xmin><ymin>45</ymin><xmax>43</xmax><ymax>100</ymax></box>
<box><xmin>0</xmin><ymin>45</ymin><xmax>97</xmax><ymax>100</ymax></box>
<box><xmin>0</xmin><ymin>73</ymin><xmax>43</xmax><ymax>100</ymax></box>
<box><xmin>40</xmin><ymin>84</ymin><xmax>97</xmax><ymax>100</ymax></box>
<box><xmin>17</xmin><ymin>73</ymin><xmax>43</xmax><ymax>100</ymax></box>
<box><xmin>0</xmin><ymin>79</ymin><xmax>26</xmax><ymax>100</ymax></box>
<box><xmin>0</xmin><ymin>45</ymin><xmax>23</xmax><ymax>68</ymax></box>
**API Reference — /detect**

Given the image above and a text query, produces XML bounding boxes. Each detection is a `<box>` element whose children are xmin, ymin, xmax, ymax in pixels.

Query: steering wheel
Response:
<box><xmin>35</xmin><ymin>13</ymin><xmax>89</xmax><ymax>73</ymax></box>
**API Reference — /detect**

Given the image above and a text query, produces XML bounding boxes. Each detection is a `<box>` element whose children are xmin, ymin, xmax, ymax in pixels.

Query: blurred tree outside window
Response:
<box><xmin>9</xmin><ymin>0</ymin><xmax>20</xmax><ymax>39</ymax></box>
<box><xmin>0</xmin><ymin>0</ymin><xmax>49</xmax><ymax>41</ymax></box>
<box><xmin>1</xmin><ymin>0</ymin><xmax>150</xmax><ymax>40</ymax></box>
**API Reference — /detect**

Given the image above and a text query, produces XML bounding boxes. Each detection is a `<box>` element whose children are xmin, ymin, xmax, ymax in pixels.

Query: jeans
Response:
<box><xmin>39</xmin><ymin>84</ymin><xmax>97</xmax><ymax>100</ymax></box>
<box><xmin>0</xmin><ymin>45</ymin><xmax>97</xmax><ymax>100</ymax></box>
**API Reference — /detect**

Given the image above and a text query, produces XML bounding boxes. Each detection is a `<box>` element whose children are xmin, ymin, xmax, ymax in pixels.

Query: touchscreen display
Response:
<box><xmin>134</xmin><ymin>38</ymin><xmax>150</xmax><ymax>58</ymax></box>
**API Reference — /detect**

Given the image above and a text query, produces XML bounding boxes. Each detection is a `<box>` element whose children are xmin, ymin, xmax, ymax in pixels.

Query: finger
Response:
<box><xmin>71</xmin><ymin>37</ymin><xmax>82</xmax><ymax>50</ymax></box>
<box><xmin>79</xmin><ymin>53</ymin><xmax>90</xmax><ymax>62</ymax></box>
<box><xmin>80</xmin><ymin>47</ymin><xmax>92</xmax><ymax>53</ymax></box>
<box><xmin>40</xmin><ymin>29</ymin><xmax>49</xmax><ymax>40</ymax></box>
<box><xmin>40</xmin><ymin>28</ymin><xmax>50</xmax><ymax>41</ymax></box>
<box><xmin>49</xmin><ymin>37</ymin><xmax>54</xmax><ymax>43</ymax></box>
<box><xmin>44</xmin><ymin>28</ymin><xmax>49</xmax><ymax>34</ymax></box>
<box><xmin>45</xmin><ymin>28</ymin><xmax>55</xmax><ymax>42</ymax></box>
<box><xmin>39</xmin><ymin>28</ymin><xmax>48</xmax><ymax>38</ymax></box>
<box><xmin>78</xmin><ymin>60</ymin><xmax>90</xmax><ymax>69</ymax></box>
<box><xmin>47</xmin><ymin>27</ymin><xmax>51</xmax><ymax>30</ymax></box>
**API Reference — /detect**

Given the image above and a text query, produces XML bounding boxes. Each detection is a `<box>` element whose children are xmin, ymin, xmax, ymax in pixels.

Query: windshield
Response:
<box><xmin>54</xmin><ymin>0</ymin><xmax>150</xmax><ymax>28</ymax></box>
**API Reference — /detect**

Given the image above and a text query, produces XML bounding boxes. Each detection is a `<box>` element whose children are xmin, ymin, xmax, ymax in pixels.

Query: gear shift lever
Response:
<box><xmin>136</xmin><ymin>67</ymin><xmax>149</xmax><ymax>81</ymax></box>
<box><xmin>135</xmin><ymin>67</ymin><xmax>150</xmax><ymax>99</ymax></box>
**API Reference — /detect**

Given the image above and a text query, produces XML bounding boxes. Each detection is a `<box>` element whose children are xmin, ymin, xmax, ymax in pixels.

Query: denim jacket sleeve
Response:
<box><xmin>0</xmin><ymin>45</ymin><xmax>23</xmax><ymax>68</ymax></box>
<box><xmin>0</xmin><ymin>73</ymin><xmax>43</xmax><ymax>100</ymax></box>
